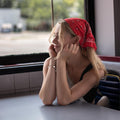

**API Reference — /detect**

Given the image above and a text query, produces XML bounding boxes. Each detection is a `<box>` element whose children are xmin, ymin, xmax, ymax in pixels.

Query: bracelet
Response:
<box><xmin>48</xmin><ymin>65</ymin><xmax>56</xmax><ymax>70</ymax></box>
<box><xmin>49</xmin><ymin>57</ymin><xmax>55</xmax><ymax>61</ymax></box>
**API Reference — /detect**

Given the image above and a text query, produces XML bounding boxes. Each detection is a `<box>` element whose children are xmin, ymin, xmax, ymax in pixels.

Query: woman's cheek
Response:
<box><xmin>55</xmin><ymin>46</ymin><xmax>61</xmax><ymax>53</ymax></box>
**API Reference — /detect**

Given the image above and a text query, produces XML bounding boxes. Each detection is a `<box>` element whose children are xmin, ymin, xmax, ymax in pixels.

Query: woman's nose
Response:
<box><xmin>52</xmin><ymin>37</ymin><xmax>58</xmax><ymax>44</ymax></box>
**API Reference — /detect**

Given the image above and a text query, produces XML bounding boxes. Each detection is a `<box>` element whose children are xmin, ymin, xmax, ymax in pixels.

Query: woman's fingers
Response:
<box><xmin>60</xmin><ymin>44</ymin><xmax>79</xmax><ymax>60</ymax></box>
<box><xmin>69</xmin><ymin>44</ymin><xmax>74</xmax><ymax>52</ymax></box>
<box><xmin>69</xmin><ymin>44</ymin><xmax>79</xmax><ymax>54</ymax></box>
<box><xmin>63</xmin><ymin>44</ymin><xmax>79</xmax><ymax>54</ymax></box>
<box><xmin>49</xmin><ymin>44</ymin><xmax>57</xmax><ymax>57</ymax></box>
<box><xmin>73</xmin><ymin>45</ymin><xmax>79</xmax><ymax>54</ymax></box>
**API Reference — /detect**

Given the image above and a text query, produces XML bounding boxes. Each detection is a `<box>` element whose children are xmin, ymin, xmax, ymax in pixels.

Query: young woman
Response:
<box><xmin>39</xmin><ymin>18</ymin><xmax>107</xmax><ymax>106</ymax></box>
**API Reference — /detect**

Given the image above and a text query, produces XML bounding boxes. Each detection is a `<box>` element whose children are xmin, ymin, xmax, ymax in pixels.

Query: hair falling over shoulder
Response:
<box><xmin>85</xmin><ymin>47</ymin><xmax>107</xmax><ymax>79</ymax></box>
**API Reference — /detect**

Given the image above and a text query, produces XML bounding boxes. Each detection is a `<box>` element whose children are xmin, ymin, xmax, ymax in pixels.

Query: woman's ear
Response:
<box><xmin>73</xmin><ymin>36</ymin><xmax>81</xmax><ymax>45</ymax></box>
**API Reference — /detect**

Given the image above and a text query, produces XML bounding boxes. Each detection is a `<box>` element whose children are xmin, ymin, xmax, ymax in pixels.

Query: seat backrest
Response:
<box><xmin>96</xmin><ymin>69</ymin><xmax>120</xmax><ymax>110</ymax></box>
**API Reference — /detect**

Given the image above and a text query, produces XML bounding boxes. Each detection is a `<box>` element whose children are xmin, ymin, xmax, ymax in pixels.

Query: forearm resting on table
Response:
<box><xmin>56</xmin><ymin>59</ymin><xmax>72</xmax><ymax>105</ymax></box>
<box><xmin>39</xmin><ymin>58</ymin><xmax>56</xmax><ymax>105</ymax></box>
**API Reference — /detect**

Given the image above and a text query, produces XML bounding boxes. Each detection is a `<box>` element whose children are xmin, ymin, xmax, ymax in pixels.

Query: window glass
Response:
<box><xmin>54</xmin><ymin>0</ymin><xmax>84</xmax><ymax>23</ymax></box>
<box><xmin>0</xmin><ymin>0</ymin><xmax>84</xmax><ymax>56</ymax></box>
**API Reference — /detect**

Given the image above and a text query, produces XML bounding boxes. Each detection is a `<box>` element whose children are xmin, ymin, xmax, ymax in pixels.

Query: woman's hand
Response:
<box><xmin>58</xmin><ymin>44</ymin><xmax>79</xmax><ymax>61</ymax></box>
<box><xmin>49</xmin><ymin>44</ymin><xmax>57</xmax><ymax>58</ymax></box>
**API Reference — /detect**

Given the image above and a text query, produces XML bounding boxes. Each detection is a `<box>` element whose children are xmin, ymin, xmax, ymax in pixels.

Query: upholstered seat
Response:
<box><xmin>96</xmin><ymin>70</ymin><xmax>120</xmax><ymax>110</ymax></box>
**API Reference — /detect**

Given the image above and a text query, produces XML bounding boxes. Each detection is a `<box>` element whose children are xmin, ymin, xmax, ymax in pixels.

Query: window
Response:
<box><xmin>54</xmin><ymin>0</ymin><xmax>85</xmax><ymax>23</ymax></box>
<box><xmin>0</xmin><ymin>0</ymin><xmax>51</xmax><ymax>56</ymax></box>
<box><xmin>0</xmin><ymin>0</ymin><xmax>85</xmax><ymax>57</ymax></box>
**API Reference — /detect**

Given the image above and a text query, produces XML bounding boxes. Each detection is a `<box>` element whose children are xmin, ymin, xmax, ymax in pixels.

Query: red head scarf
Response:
<box><xmin>64</xmin><ymin>18</ymin><xmax>97</xmax><ymax>51</ymax></box>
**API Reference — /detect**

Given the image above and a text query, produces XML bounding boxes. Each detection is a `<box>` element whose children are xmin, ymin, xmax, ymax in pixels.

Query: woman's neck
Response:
<box><xmin>66</xmin><ymin>48</ymin><xmax>90</xmax><ymax>69</ymax></box>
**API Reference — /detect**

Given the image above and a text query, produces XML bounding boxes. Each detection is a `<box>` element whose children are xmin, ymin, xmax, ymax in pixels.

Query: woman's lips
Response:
<box><xmin>54</xmin><ymin>44</ymin><xmax>59</xmax><ymax>49</ymax></box>
<box><xmin>54</xmin><ymin>45</ymin><xmax>60</xmax><ymax>53</ymax></box>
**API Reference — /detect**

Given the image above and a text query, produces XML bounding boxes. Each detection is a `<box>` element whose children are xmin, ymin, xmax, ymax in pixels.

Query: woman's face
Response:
<box><xmin>52</xmin><ymin>23</ymin><xmax>74</xmax><ymax>53</ymax></box>
<box><xmin>52</xmin><ymin>23</ymin><xmax>61</xmax><ymax>53</ymax></box>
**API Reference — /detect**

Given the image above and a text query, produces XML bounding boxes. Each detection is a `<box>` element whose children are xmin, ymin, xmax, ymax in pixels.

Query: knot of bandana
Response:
<box><xmin>64</xmin><ymin>18</ymin><xmax>97</xmax><ymax>51</ymax></box>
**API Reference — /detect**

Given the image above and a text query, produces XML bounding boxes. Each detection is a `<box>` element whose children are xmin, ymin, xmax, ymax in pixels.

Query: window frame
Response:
<box><xmin>113</xmin><ymin>0</ymin><xmax>120</xmax><ymax>56</ymax></box>
<box><xmin>0</xmin><ymin>0</ymin><xmax>88</xmax><ymax>66</ymax></box>
<box><xmin>0</xmin><ymin>0</ymin><xmax>120</xmax><ymax>75</ymax></box>
<box><xmin>0</xmin><ymin>53</ymin><xmax>49</xmax><ymax>75</ymax></box>
<box><xmin>87</xmin><ymin>0</ymin><xmax>120</xmax><ymax>57</ymax></box>
<box><xmin>85</xmin><ymin>0</ymin><xmax>95</xmax><ymax>37</ymax></box>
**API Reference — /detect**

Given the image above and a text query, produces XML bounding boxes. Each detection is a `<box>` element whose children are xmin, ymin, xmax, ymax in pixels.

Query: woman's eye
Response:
<box><xmin>51</xmin><ymin>34</ymin><xmax>58</xmax><ymax>42</ymax></box>
<box><xmin>53</xmin><ymin>34</ymin><xmax>59</xmax><ymax>39</ymax></box>
<box><xmin>53</xmin><ymin>34</ymin><xmax>56</xmax><ymax>37</ymax></box>
<box><xmin>52</xmin><ymin>35</ymin><xmax>56</xmax><ymax>39</ymax></box>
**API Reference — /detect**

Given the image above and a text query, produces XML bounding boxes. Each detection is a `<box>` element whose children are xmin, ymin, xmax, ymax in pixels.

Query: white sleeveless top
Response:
<box><xmin>67</xmin><ymin>72</ymin><xmax>74</xmax><ymax>88</ymax></box>
<box><xmin>67</xmin><ymin>72</ymin><xmax>87</xmax><ymax>103</ymax></box>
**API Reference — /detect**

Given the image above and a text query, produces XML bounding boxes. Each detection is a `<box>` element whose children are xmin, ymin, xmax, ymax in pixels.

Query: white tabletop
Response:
<box><xmin>0</xmin><ymin>94</ymin><xmax>119</xmax><ymax>120</ymax></box>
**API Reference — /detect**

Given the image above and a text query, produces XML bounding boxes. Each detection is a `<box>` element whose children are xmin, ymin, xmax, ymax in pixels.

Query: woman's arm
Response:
<box><xmin>39</xmin><ymin>57</ymin><xmax>56</xmax><ymax>105</ymax></box>
<box><xmin>56</xmin><ymin>58</ymin><xmax>103</xmax><ymax>105</ymax></box>
<box><xmin>39</xmin><ymin>44</ymin><xmax>57</xmax><ymax>105</ymax></box>
<box><xmin>56</xmin><ymin>44</ymin><xmax>104</xmax><ymax>105</ymax></box>
<box><xmin>56</xmin><ymin>58</ymin><xmax>72</xmax><ymax>105</ymax></box>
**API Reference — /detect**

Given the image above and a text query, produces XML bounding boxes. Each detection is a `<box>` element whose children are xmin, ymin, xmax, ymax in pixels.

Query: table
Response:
<box><xmin>0</xmin><ymin>94</ymin><xmax>119</xmax><ymax>120</ymax></box>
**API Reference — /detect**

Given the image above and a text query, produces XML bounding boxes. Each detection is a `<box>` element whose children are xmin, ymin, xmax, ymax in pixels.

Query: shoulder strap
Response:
<box><xmin>80</xmin><ymin>64</ymin><xmax>93</xmax><ymax>80</ymax></box>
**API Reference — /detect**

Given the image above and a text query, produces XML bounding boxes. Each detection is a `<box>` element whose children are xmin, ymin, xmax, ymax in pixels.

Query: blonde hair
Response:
<box><xmin>49</xmin><ymin>19</ymin><xmax>107</xmax><ymax>79</ymax></box>
<box><xmin>81</xmin><ymin>47</ymin><xmax>107</xmax><ymax>79</ymax></box>
<box><xmin>48</xmin><ymin>24</ymin><xmax>57</xmax><ymax>43</ymax></box>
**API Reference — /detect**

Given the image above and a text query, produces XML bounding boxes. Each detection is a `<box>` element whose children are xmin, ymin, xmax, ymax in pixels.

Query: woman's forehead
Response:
<box><xmin>54</xmin><ymin>23</ymin><xmax>61</xmax><ymax>34</ymax></box>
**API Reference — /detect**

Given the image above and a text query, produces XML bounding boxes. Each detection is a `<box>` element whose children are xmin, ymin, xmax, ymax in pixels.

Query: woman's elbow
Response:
<box><xmin>57</xmin><ymin>98</ymin><xmax>70</xmax><ymax>106</ymax></box>
<box><xmin>39</xmin><ymin>93</ymin><xmax>55</xmax><ymax>105</ymax></box>
<box><xmin>39</xmin><ymin>91</ymin><xmax>43</xmax><ymax>100</ymax></box>
<box><xmin>39</xmin><ymin>94</ymin><xmax>53</xmax><ymax>105</ymax></box>
<box><xmin>40</xmin><ymin>97</ymin><xmax>53</xmax><ymax>105</ymax></box>
<box><xmin>42</xmin><ymin>100</ymin><xmax>53</xmax><ymax>106</ymax></box>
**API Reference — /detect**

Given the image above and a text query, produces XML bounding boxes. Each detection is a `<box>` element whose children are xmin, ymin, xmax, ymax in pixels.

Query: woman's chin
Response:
<box><xmin>56</xmin><ymin>50</ymin><xmax>59</xmax><ymax>53</ymax></box>
<box><xmin>55</xmin><ymin>48</ymin><xmax>60</xmax><ymax>53</ymax></box>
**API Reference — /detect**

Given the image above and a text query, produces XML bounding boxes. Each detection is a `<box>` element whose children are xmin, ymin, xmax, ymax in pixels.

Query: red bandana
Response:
<box><xmin>64</xmin><ymin>18</ymin><xmax>97</xmax><ymax>51</ymax></box>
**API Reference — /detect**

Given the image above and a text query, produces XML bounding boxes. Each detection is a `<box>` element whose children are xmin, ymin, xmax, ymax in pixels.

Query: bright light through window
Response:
<box><xmin>0</xmin><ymin>0</ymin><xmax>84</xmax><ymax>56</ymax></box>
